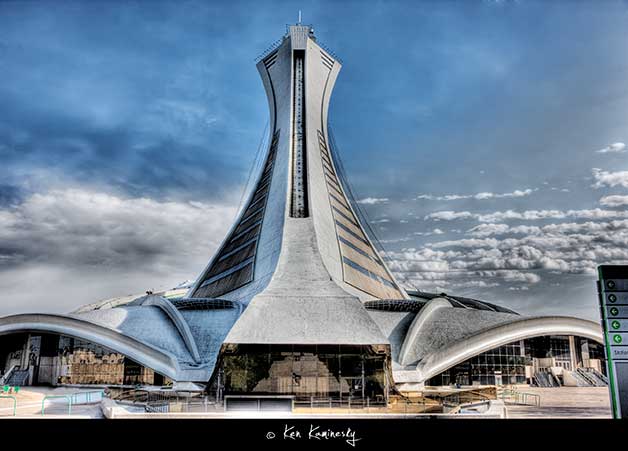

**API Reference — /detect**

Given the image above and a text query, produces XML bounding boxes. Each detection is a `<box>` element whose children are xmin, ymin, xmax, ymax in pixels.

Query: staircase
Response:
<box><xmin>533</xmin><ymin>371</ymin><xmax>560</xmax><ymax>387</ymax></box>
<box><xmin>533</xmin><ymin>372</ymin><xmax>549</xmax><ymax>387</ymax></box>
<box><xmin>5</xmin><ymin>369</ymin><xmax>29</xmax><ymax>386</ymax></box>
<box><xmin>589</xmin><ymin>368</ymin><xmax>608</xmax><ymax>385</ymax></box>
<box><xmin>0</xmin><ymin>365</ymin><xmax>18</xmax><ymax>385</ymax></box>
<box><xmin>569</xmin><ymin>370</ymin><xmax>593</xmax><ymax>387</ymax></box>
<box><xmin>576</xmin><ymin>368</ymin><xmax>607</xmax><ymax>387</ymax></box>
<box><xmin>549</xmin><ymin>372</ymin><xmax>561</xmax><ymax>387</ymax></box>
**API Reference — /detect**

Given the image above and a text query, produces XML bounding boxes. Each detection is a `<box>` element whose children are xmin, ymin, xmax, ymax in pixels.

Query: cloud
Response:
<box><xmin>468</xmin><ymin>220</ymin><xmax>628</xmax><ymax>237</ymax></box>
<box><xmin>596</xmin><ymin>142</ymin><xmax>626</xmax><ymax>153</ymax></box>
<box><xmin>387</xmin><ymin>217</ymin><xmax>628</xmax><ymax>296</ymax></box>
<box><xmin>413</xmin><ymin>228</ymin><xmax>445</xmax><ymax>236</ymax></box>
<box><xmin>508</xmin><ymin>286</ymin><xmax>530</xmax><ymax>291</ymax></box>
<box><xmin>357</xmin><ymin>197</ymin><xmax>389</xmax><ymax>205</ymax></box>
<box><xmin>416</xmin><ymin>188</ymin><xmax>535</xmax><ymax>201</ymax></box>
<box><xmin>600</xmin><ymin>195</ymin><xmax>628</xmax><ymax>207</ymax></box>
<box><xmin>0</xmin><ymin>188</ymin><xmax>236</xmax><ymax>270</ymax></box>
<box><xmin>0</xmin><ymin>264</ymin><xmax>190</xmax><ymax>317</ymax></box>
<box><xmin>425</xmin><ymin>207</ymin><xmax>628</xmax><ymax>222</ymax></box>
<box><xmin>426</xmin><ymin>211</ymin><xmax>475</xmax><ymax>221</ymax></box>
<box><xmin>592</xmin><ymin>168</ymin><xmax>628</xmax><ymax>188</ymax></box>
<box><xmin>467</xmin><ymin>223</ymin><xmax>510</xmax><ymax>237</ymax></box>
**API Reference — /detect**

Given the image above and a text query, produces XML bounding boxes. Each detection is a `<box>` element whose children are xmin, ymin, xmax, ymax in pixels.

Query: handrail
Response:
<box><xmin>41</xmin><ymin>395</ymin><xmax>72</xmax><ymax>416</ymax></box>
<box><xmin>0</xmin><ymin>365</ymin><xmax>18</xmax><ymax>385</ymax></box>
<box><xmin>70</xmin><ymin>390</ymin><xmax>104</xmax><ymax>404</ymax></box>
<box><xmin>293</xmin><ymin>396</ymin><xmax>389</xmax><ymax>410</ymax></box>
<box><xmin>500</xmin><ymin>388</ymin><xmax>541</xmax><ymax>407</ymax></box>
<box><xmin>0</xmin><ymin>395</ymin><xmax>17</xmax><ymax>416</ymax></box>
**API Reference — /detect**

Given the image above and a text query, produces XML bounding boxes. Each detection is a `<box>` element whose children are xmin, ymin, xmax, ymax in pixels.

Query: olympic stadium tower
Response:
<box><xmin>0</xmin><ymin>24</ymin><xmax>605</xmax><ymax>401</ymax></box>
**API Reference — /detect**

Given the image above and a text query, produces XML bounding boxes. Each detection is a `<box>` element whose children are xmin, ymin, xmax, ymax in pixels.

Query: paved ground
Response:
<box><xmin>0</xmin><ymin>387</ymin><xmax>104</xmax><ymax>418</ymax></box>
<box><xmin>504</xmin><ymin>387</ymin><xmax>612</xmax><ymax>418</ymax></box>
<box><xmin>0</xmin><ymin>386</ymin><xmax>613</xmax><ymax>419</ymax></box>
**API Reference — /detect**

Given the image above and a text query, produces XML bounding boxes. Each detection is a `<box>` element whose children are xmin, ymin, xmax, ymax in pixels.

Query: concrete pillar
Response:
<box><xmin>568</xmin><ymin>336</ymin><xmax>578</xmax><ymax>371</ymax></box>
<box><xmin>20</xmin><ymin>334</ymin><xmax>31</xmax><ymax>369</ymax></box>
<box><xmin>581</xmin><ymin>339</ymin><xmax>590</xmax><ymax>367</ymax></box>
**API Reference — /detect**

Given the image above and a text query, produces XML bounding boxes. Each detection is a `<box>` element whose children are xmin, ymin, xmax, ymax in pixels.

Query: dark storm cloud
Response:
<box><xmin>0</xmin><ymin>188</ymin><xmax>236</xmax><ymax>269</ymax></box>
<box><xmin>0</xmin><ymin>184</ymin><xmax>23</xmax><ymax>206</ymax></box>
<box><xmin>0</xmin><ymin>113</ymin><xmax>242</xmax><ymax>200</ymax></box>
<box><xmin>0</xmin><ymin>0</ymin><xmax>271</xmax><ymax>201</ymax></box>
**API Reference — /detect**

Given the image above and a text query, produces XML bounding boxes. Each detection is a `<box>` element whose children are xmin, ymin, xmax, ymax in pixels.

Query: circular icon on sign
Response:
<box><xmin>609</xmin><ymin>294</ymin><xmax>618</xmax><ymax>303</ymax></box>
<box><xmin>611</xmin><ymin>307</ymin><xmax>620</xmax><ymax>316</ymax></box>
<box><xmin>608</xmin><ymin>280</ymin><xmax>616</xmax><ymax>289</ymax></box>
<box><xmin>612</xmin><ymin>320</ymin><xmax>621</xmax><ymax>330</ymax></box>
<box><xmin>614</xmin><ymin>334</ymin><xmax>623</xmax><ymax>344</ymax></box>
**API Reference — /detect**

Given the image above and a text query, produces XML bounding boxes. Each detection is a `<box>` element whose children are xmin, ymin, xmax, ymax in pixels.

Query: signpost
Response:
<box><xmin>597</xmin><ymin>265</ymin><xmax>628</xmax><ymax>418</ymax></box>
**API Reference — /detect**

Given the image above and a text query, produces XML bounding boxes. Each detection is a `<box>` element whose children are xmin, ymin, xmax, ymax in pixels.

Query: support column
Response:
<box><xmin>568</xmin><ymin>336</ymin><xmax>578</xmax><ymax>371</ymax></box>
<box><xmin>581</xmin><ymin>339</ymin><xmax>591</xmax><ymax>367</ymax></box>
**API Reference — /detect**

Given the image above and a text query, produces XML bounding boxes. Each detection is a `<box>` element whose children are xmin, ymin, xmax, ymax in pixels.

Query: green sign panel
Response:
<box><xmin>598</xmin><ymin>265</ymin><xmax>628</xmax><ymax>419</ymax></box>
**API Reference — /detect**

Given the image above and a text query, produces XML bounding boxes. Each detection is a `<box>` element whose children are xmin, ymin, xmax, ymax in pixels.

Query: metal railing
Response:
<box><xmin>70</xmin><ymin>390</ymin><xmax>104</xmax><ymax>404</ymax></box>
<box><xmin>254</xmin><ymin>38</ymin><xmax>284</xmax><ymax>62</ymax></box>
<box><xmin>0</xmin><ymin>395</ymin><xmax>17</xmax><ymax>417</ymax></box>
<box><xmin>533</xmin><ymin>371</ymin><xmax>559</xmax><ymax>388</ymax></box>
<box><xmin>108</xmin><ymin>388</ymin><xmax>217</xmax><ymax>413</ymax></box>
<box><xmin>41</xmin><ymin>395</ymin><xmax>72</xmax><ymax>416</ymax></box>
<box><xmin>0</xmin><ymin>365</ymin><xmax>18</xmax><ymax>386</ymax></box>
<box><xmin>41</xmin><ymin>390</ymin><xmax>104</xmax><ymax>416</ymax></box>
<box><xmin>438</xmin><ymin>390</ymin><xmax>492</xmax><ymax>407</ymax></box>
<box><xmin>447</xmin><ymin>400</ymin><xmax>492</xmax><ymax>415</ymax></box>
<box><xmin>144</xmin><ymin>397</ymin><xmax>223</xmax><ymax>414</ymax></box>
<box><xmin>499</xmin><ymin>388</ymin><xmax>541</xmax><ymax>407</ymax></box>
<box><xmin>576</xmin><ymin>368</ymin><xmax>607</xmax><ymax>387</ymax></box>
<box><xmin>589</xmin><ymin>368</ymin><xmax>609</xmax><ymax>385</ymax></box>
<box><xmin>293</xmin><ymin>396</ymin><xmax>388</xmax><ymax>412</ymax></box>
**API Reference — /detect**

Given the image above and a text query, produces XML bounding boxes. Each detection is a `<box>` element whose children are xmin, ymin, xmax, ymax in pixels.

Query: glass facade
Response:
<box><xmin>219</xmin><ymin>344</ymin><xmax>388</xmax><ymax>401</ymax></box>
<box><xmin>427</xmin><ymin>336</ymin><xmax>607</xmax><ymax>387</ymax></box>
<box><xmin>1</xmin><ymin>333</ymin><xmax>167</xmax><ymax>386</ymax></box>
<box><xmin>525</xmin><ymin>336</ymin><xmax>572</xmax><ymax>368</ymax></box>
<box><xmin>584</xmin><ymin>340</ymin><xmax>605</xmax><ymax>360</ymax></box>
<box><xmin>427</xmin><ymin>341</ymin><xmax>526</xmax><ymax>386</ymax></box>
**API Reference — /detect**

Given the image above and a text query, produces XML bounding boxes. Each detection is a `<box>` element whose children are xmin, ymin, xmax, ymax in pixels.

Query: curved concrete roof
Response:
<box><xmin>0</xmin><ymin>302</ymin><xmax>238</xmax><ymax>383</ymax></box>
<box><xmin>178</xmin><ymin>308</ymin><xmax>240</xmax><ymax>370</ymax></box>
<box><xmin>76</xmin><ymin>306</ymin><xmax>195</xmax><ymax>364</ymax></box>
<box><xmin>76</xmin><ymin>304</ymin><xmax>235</xmax><ymax>381</ymax></box>
<box><xmin>366</xmin><ymin>310</ymin><xmax>415</xmax><ymax>365</ymax></box>
<box><xmin>399</xmin><ymin>303</ymin><xmax>520</xmax><ymax>367</ymax></box>
<box><xmin>0</xmin><ymin>313</ymin><xmax>180</xmax><ymax>379</ymax></box>
<box><xmin>138</xmin><ymin>295</ymin><xmax>202</xmax><ymax>363</ymax></box>
<box><xmin>413</xmin><ymin>315</ymin><xmax>603</xmax><ymax>383</ymax></box>
<box><xmin>398</xmin><ymin>297</ymin><xmax>453</xmax><ymax>366</ymax></box>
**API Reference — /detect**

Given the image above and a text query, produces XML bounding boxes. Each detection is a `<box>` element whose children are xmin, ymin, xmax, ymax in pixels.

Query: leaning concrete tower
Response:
<box><xmin>187</xmin><ymin>24</ymin><xmax>407</xmax><ymax>349</ymax></box>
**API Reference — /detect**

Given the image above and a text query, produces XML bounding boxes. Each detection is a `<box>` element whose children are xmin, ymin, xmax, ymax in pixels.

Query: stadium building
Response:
<box><xmin>0</xmin><ymin>23</ymin><xmax>606</xmax><ymax>401</ymax></box>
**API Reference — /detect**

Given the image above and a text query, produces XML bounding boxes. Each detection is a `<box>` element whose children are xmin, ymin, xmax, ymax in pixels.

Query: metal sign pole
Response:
<box><xmin>597</xmin><ymin>265</ymin><xmax>628</xmax><ymax>418</ymax></box>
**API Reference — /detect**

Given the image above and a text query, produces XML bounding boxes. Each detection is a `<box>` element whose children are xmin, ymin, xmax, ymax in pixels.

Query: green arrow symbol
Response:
<box><xmin>612</xmin><ymin>320</ymin><xmax>621</xmax><ymax>330</ymax></box>
<box><xmin>614</xmin><ymin>335</ymin><xmax>623</xmax><ymax>344</ymax></box>
<box><xmin>611</xmin><ymin>307</ymin><xmax>620</xmax><ymax>316</ymax></box>
<box><xmin>608</xmin><ymin>280</ymin><xmax>617</xmax><ymax>289</ymax></box>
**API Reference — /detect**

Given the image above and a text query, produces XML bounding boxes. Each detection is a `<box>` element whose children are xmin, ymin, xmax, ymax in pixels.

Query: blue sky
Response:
<box><xmin>1</xmin><ymin>0</ymin><xmax>628</xmax><ymax>320</ymax></box>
